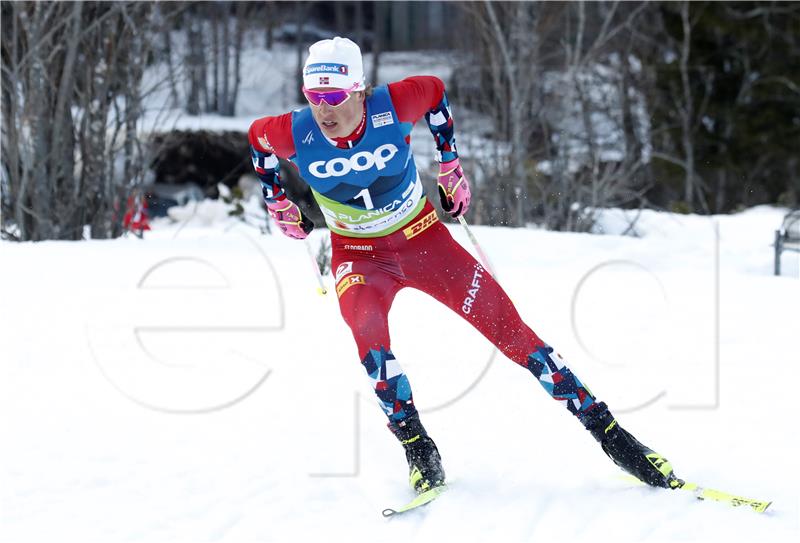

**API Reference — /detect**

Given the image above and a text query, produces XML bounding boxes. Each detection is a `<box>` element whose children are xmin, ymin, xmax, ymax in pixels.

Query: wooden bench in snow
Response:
<box><xmin>774</xmin><ymin>209</ymin><xmax>800</xmax><ymax>276</ymax></box>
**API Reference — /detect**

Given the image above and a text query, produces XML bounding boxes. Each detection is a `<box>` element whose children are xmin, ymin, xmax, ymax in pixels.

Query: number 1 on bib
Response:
<box><xmin>354</xmin><ymin>187</ymin><xmax>374</xmax><ymax>209</ymax></box>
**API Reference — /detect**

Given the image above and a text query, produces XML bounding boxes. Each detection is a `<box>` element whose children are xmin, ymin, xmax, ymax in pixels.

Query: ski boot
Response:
<box><xmin>389</xmin><ymin>413</ymin><xmax>446</xmax><ymax>494</ymax></box>
<box><xmin>584</xmin><ymin>402</ymin><xmax>683</xmax><ymax>489</ymax></box>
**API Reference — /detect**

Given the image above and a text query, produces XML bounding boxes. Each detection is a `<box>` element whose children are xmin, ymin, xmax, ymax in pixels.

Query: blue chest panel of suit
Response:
<box><xmin>290</xmin><ymin>86</ymin><xmax>425</xmax><ymax>237</ymax></box>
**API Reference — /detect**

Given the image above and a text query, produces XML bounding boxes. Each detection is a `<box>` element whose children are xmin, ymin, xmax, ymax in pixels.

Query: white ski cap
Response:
<box><xmin>303</xmin><ymin>36</ymin><xmax>365</xmax><ymax>91</ymax></box>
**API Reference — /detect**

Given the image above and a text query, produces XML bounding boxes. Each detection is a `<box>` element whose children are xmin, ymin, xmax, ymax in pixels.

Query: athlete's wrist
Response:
<box><xmin>438</xmin><ymin>150</ymin><xmax>459</xmax><ymax>164</ymax></box>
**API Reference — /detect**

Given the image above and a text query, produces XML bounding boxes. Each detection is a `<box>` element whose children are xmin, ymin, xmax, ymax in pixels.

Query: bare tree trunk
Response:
<box><xmin>29</xmin><ymin>3</ymin><xmax>56</xmax><ymax>240</ymax></box>
<box><xmin>1</xmin><ymin>4</ymin><xmax>22</xmax><ymax>239</ymax></box>
<box><xmin>679</xmin><ymin>1</ymin><xmax>695</xmax><ymax>209</ymax></box>
<box><xmin>124</xmin><ymin>13</ymin><xmax>143</xmax><ymax>185</ymax></box>
<box><xmin>197</xmin><ymin>29</ymin><xmax>208</xmax><ymax>113</ymax></box>
<box><xmin>221</xmin><ymin>3</ymin><xmax>230</xmax><ymax>116</ymax></box>
<box><xmin>159</xmin><ymin>3</ymin><xmax>179</xmax><ymax>107</ymax></box>
<box><xmin>227</xmin><ymin>1</ymin><xmax>247</xmax><ymax>117</ymax></box>
<box><xmin>186</xmin><ymin>9</ymin><xmax>202</xmax><ymax>115</ymax></box>
<box><xmin>482</xmin><ymin>1</ymin><xmax>539</xmax><ymax>226</ymax></box>
<box><xmin>85</xmin><ymin>18</ymin><xmax>116</xmax><ymax>239</ymax></box>
<box><xmin>9</xmin><ymin>4</ymin><xmax>33</xmax><ymax>239</ymax></box>
<box><xmin>52</xmin><ymin>2</ymin><xmax>83</xmax><ymax>239</ymax></box>
<box><xmin>620</xmin><ymin>51</ymin><xmax>641</xmax><ymax>161</ymax></box>
<box><xmin>211</xmin><ymin>5</ymin><xmax>220</xmax><ymax>112</ymax></box>
<box><xmin>572</xmin><ymin>3</ymin><xmax>600</xmax><ymax>216</ymax></box>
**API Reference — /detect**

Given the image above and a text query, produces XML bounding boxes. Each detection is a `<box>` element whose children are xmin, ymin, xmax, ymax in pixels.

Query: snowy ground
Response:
<box><xmin>1</xmin><ymin>204</ymin><xmax>798</xmax><ymax>543</ymax></box>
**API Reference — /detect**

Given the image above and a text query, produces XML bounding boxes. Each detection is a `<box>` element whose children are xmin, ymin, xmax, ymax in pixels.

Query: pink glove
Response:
<box><xmin>266</xmin><ymin>199</ymin><xmax>314</xmax><ymax>239</ymax></box>
<box><xmin>437</xmin><ymin>158</ymin><xmax>471</xmax><ymax>218</ymax></box>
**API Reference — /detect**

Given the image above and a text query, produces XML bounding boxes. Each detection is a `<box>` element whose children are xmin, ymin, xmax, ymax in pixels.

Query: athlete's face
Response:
<box><xmin>307</xmin><ymin>88</ymin><xmax>365</xmax><ymax>138</ymax></box>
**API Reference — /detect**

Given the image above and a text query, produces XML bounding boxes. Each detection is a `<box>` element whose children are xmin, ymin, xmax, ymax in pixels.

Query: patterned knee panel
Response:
<box><xmin>526</xmin><ymin>344</ymin><xmax>600</xmax><ymax>423</ymax></box>
<box><xmin>361</xmin><ymin>347</ymin><xmax>417</xmax><ymax>422</ymax></box>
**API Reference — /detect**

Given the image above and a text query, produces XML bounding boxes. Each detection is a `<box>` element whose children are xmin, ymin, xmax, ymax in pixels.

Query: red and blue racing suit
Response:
<box><xmin>249</xmin><ymin>77</ymin><xmax>605</xmax><ymax>428</ymax></box>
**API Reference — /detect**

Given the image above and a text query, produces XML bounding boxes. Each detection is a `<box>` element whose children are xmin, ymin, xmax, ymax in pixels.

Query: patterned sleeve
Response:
<box><xmin>388</xmin><ymin>76</ymin><xmax>458</xmax><ymax>163</ymax></box>
<box><xmin>248</xmin><ymin>113</ymin><xmax>296</xmax><ymax>203</ymax></box>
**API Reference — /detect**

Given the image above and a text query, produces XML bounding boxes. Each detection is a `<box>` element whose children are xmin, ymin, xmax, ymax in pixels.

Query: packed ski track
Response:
<box><xmin>1</xmin><ymin>204</ymin><xmax>797</xmax><ymax>542</ymax></box>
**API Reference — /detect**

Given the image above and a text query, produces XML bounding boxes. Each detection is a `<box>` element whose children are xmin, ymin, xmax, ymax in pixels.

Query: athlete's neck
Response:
<box><xmin>332</xmin><ymin>106</ymin><xmax>367</xmax><ymax>149</ymax></box>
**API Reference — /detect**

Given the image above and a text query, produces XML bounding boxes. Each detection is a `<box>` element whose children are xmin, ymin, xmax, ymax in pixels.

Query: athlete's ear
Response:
<box><xmin>356</xmin><ymin>91</ymin><xmax>366</xmax><ymax>103</ymax></box>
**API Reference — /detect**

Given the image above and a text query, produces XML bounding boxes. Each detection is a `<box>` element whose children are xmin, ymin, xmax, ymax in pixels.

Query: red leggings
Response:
<box><xmin>331</xmin><ymin>201</ymin><xmax>545</xmax><ymax>363</ymax></box>
<box><xmin>331</xmin><ymin>201</ymin><xmax>600</xmax><ymax>424</ymax></box>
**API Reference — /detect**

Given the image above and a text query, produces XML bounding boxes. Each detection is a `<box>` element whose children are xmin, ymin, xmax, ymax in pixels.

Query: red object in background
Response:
<box><xmin>123</xmin><ymin>194</ymin><xmax>151</xmax><ymax>232</ymax></box>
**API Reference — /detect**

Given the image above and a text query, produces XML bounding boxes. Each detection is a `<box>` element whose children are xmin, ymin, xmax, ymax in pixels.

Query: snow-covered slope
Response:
<box><xmin>1</xmin><ymin>206</ymin><xmax>797</xmax><ymax>542</ymax></box>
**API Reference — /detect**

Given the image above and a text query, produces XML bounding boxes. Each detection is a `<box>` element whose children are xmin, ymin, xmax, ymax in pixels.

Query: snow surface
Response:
<box><xmin>1</xmin><ymin>204</ymin><xmax>798</xmax><ymax>542</ymax></box>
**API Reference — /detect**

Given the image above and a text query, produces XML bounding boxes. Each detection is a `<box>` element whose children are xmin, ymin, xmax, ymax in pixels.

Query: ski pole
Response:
<box><xmin>304</xmin><ymin>238</ymin><xmax>328</xmax><ymax>296</ymax></box>
<box><xmin>456</xmin><ymin>215</ymin><xmax>497</xmax><ymax>278</ymax></box>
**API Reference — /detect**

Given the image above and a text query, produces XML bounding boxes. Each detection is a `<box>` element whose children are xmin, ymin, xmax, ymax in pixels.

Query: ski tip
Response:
<box><xmin>381</xmin><ymin>485</ymin><xmax>447</xmax><ymax>518</ymax></box>
<box><xmin>754</xmin><ymin>501</ymin><xmax>772</xmax><ymax>514</ymax></box>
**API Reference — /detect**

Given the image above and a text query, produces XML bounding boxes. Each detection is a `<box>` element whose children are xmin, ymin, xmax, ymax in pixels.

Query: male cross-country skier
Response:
<box><xmin>249</xmin><ymin>37</ymin><xmax>681</xmax><ymax>496</ymax></box>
